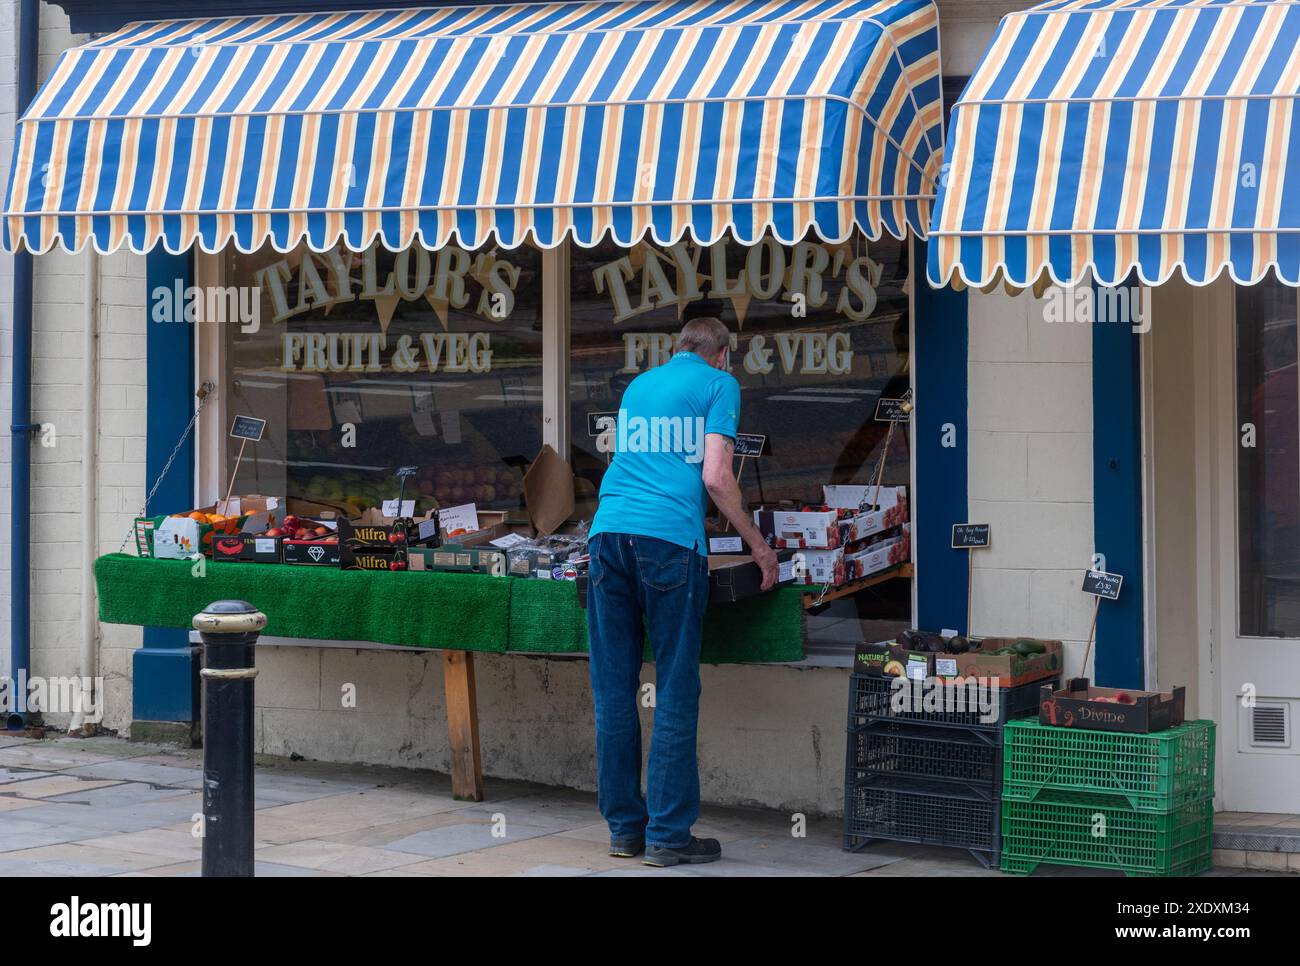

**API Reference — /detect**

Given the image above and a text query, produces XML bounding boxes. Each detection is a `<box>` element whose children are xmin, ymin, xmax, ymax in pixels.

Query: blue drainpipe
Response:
<box><xmin>8</xmin><ymin>0</ymin><xmax>40</xmax><ymax>730</ymax></box>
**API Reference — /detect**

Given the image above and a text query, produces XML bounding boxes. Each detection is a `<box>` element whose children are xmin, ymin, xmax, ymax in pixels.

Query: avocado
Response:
<box><xmin>1013</xmin><ymin>640</ymin><xmax>1046</xmax><ymax>656</ymax></box>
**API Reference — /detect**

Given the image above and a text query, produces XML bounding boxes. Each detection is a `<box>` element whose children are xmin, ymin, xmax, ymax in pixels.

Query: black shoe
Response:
<box><xmin>643</xmin><ymin>837</ymin><xmax>722</xmax><ymax>867</ymax></box>
<box><xmin>608</xmin><ymin>838</ymin><xmax>645</xmax><ymax>858</ymax></box>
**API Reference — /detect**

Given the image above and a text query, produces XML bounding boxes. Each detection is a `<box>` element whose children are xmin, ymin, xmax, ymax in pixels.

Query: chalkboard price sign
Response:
<box><xmin>229</xmin><ymin>415</ymin><xmax>266</xmax><ymax>442</ymax></box>
<box><xmin>875</xmin><ymin>397</ymin><xmax>912</xmax><ymax>422</ymax></box>
<box><xmin>587</xmin><ymin>411</ymin><xmax>618</xmax><ymax>437</ymax></box>
<box><xmin>1082</xmin><ymin>570</ymin><xmax>1123</xmax><ymax>600</ymax></box>
<box><xmin>951</xmin><ymin>523</ymin><xmax>991</xmax><ymax>548</ymax></box>
<box><xmin>734</xmin><ymin>434</ymin><xmax>767</xmax><ymax>458</ymax></box>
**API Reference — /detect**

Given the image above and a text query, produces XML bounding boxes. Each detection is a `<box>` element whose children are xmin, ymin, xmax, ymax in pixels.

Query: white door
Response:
<box><xmin>1206</xmin><ymin>276</ymin><xmax>1300</xmax><ymax>811</ymax></box>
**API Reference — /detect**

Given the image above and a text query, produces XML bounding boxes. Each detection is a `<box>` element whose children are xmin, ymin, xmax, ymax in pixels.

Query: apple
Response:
<box><xmin>265</xmin><ymin>528</ymin><xmax>284</xmax><ymax>537</ymax></box>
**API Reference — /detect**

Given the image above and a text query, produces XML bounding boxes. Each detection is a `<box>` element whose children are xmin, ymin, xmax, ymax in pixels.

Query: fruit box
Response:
<box><xmin>212</xmin><ymin>513</ymin><xmax>335</xmax><ymax>564</ymax></box>
<box><xmin>852</xmin><ymin>640</ymin><xmax>932</xmax><ymax>678</ymax></box>
<box><xmin>338</xmin><ymin>508</ymin><xmax>440</xmax><ymax>550</ymax></box>
<box><xmin>340</xmin><ymin>546</ymin><xmax>408</xmax><ymax>571</ymax></box>
<box><xmin>282</xmin><ymin>538</ymin><xmax>342</xmax><ymax>566</ymax></box>
<box><xmin>752</xmin><ymin>507</ymin><xmax>840</xmax><ymax>549</ymax></box>
<box><xmin>409</xmin><ymin>546</ymin><xmax>506</xmax><ymax>576</ymax></box>
<box><xmin>707</xmin><ymin>551</ymin><xmax>797</xmax><ymax>603</ymax></box>
<box><xmin>843</xmin><ymin>526</ymin><xmax>910</xmax><ymax>580</ymax></box>
<box><xmin>950</xmin><ymin>638</ymin><xmax>1064</xmax><ymax>687</ymax></box>
<box><xmin>149</xmin><ymin>507</ymin><xmax>247</xmax><ymax>560</ymax></box>
<box><xmin>823</xmin><ymin>485</ymin><xmax>909</xmax><ymax>543</ymax></box>
<box><xmin>792</xmin><ymin>547</ymin><xmax>845</xmax><ymax>586</ymax></box>
<box><xmin>1039</xmin><ymin>678</ymin><xmax>1187</xmax><ymax>733</ymax></box>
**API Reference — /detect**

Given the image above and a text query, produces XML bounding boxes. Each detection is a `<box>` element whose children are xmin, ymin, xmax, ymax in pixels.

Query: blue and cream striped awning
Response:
<box><xmin>4</xmin><ymin>0</ymin><xmax>944</xmax><ymax>255</ymax></box>
<box><xmin>929</xmin><ymin>0</ymin><xmax>1300</xmax><ymax>290</ymax></box>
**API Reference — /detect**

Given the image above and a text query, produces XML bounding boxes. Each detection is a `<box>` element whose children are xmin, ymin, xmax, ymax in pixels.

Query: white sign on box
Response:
<box><xmin>489</xmin><ymin>532</ymin><xmax>528</xmax><ymax>549</ymax></box>
<box><xmin>381</xmin><ymin>499</ymin><xmax>416</xmax><ymax>518</ymax></box>
<box><xmin>439</xmin><ymin>503</ymin><xmax>480</xmax><ymax>535</ymax></box>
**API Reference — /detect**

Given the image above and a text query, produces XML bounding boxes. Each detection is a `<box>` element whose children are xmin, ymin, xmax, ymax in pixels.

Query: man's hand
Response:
<box><xmin>702</xmin><ymin>434</ymin><xmax>782</xmax><ymax>591</ymax></box>
<box><xmin>751</xmin><ymin>541</ymin><xmax>779</xmax><ymax>591</ymax></box>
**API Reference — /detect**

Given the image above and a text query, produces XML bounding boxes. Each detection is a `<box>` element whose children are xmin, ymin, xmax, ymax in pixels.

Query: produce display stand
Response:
<box><xmin>801</xmin><ymin>563</ymin><xmax>912</xmax><ymax>609</ymax></box>
<box><xmin>95</xmin><ymin>553</ymin><xmax>808</xmax><ymax>801</ymax></box>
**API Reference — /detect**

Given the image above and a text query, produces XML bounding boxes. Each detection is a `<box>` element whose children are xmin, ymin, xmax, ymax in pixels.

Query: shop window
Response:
<box><xmin>1237</xmin><ymin>279</ymin><xmax>1300</xmax><ymax>637</ymax></box>
<box><xmin>568</xmin><ymin>232</ymin><xmax>913</xmax><ymax>636</ymax></box>
<box><xmin>221</xmin><ymin>243</ymin><xmax>543</xmax><ymax>514</ymax></box>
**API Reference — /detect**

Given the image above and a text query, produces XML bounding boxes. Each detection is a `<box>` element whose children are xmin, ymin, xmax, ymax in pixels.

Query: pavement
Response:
<box><xmin>0</xmin><ymin>732</ymin><xmax>1289</xmax><ymax>877</ymax></box>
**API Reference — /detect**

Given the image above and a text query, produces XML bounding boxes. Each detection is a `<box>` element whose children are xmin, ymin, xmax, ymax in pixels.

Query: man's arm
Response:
<box><xmin>702</xmin><ymin>433</ymin><xmax>779</xmax><ymax>590</ymax></box>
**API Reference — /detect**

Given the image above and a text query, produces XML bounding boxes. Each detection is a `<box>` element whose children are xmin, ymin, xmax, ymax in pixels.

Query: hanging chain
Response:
<box><xmin>119</xmin><ymin>381</ymin><xmax>216</xmax><ymax>553</ymax></box>
<box><xmin>811</xmin><ymin>390</ymin><xmax>914</xmax><ymax>608</ymax></box>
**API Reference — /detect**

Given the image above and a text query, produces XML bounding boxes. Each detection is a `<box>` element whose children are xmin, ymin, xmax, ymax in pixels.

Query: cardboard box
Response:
<box><xmin>1040</xmin><ymin>678</ymin><xmax>1186</xmax><ymax>733</ymax></box>
<box><xmin>282</xmin><ymin>538</ymin><xmax>342</xmax><ymax>566</ymax></box>
<box><xmin>133</xmin><ymin>516</ymin><xmax>161</xmax><ymax>557</ymax></box>
<box><xmin>792</xmin><ymin>547</ymin><xmax>845</xmax><ymax>586</ymax></box>
<box><xmin>753</xmin><ymin>507</ymin><xmax>840</xmax><ymax>549</ymax></box>
<box><xmin>212</xmin><ymin>533</ymin><xmax>282</xmax><ymax>564</ymax></box>
<box><xmin>523</xmin><ymin>444</ymin><xmax>575</xmax><ymax>536</ymax></box>
<box><xmin>409</xmin><ymin>546</ymin><xmax>506</xmax><ymax>576</ymax></box>
<box><xmin>151</xmin><ymin>509</ymin><xmax>247</xmax><ymax>560</ymax></box>
<box><xmin>844</xmin><ymin>526</ymin><xmax>910</xmax><ymax>580</ymax></box>
<box><xmin>833</xmin><ymin>486</ymin><xmax>909</xmax><ymax>543</ymax></box>
<box><xmin>338</xmin><ymin>508</ymin><xmax>440</xmax><ymax>550</ymax></box>
<box><xmin>950</xmin><ymin>637</ymin><xmax>1064</xmax><ymax>687</ymax></box>
<box><xmin>507</xmin><ymin>544</ymin><xmax>570</xmax><ymax>578</ymax></box>
<box><xmin>852</xmin><ymin>640</ymin><xmax>933</xmax><ymax>678</ymax></box>
<box><xmin>707</xmin><ymin>551</ymin><xmax>797</xmax><ymax>603</ymax></box>
<box><xmin>340</xmin><ymin>547</ymin><xmax>407</xmax><ymax>571</ymax></box>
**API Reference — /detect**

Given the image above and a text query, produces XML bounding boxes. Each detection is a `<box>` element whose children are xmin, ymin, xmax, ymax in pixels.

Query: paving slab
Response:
<box><xmin>382</xmin><ymin>821</ymin><xmax>556</xmax><ymax>859</ymax></box>
<box><xmin>60</xmin><ymin>759</ymin><xmax>203</xmax><ymax>789</ymax></box>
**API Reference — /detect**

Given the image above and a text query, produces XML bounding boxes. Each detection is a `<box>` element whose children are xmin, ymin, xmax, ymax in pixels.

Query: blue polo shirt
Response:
<box><xmin>590</xmin><ymin>351</ymin><xmax>741</xmax><ymax>555</ymax></box>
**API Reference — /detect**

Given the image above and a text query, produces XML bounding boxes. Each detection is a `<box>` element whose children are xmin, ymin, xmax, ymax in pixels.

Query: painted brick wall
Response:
<box><xmin>0</xmin><ymin>3</ymin><xmax>146</xmax><ymax>726</ymax></box>
<box><xmin>967</xmin><ymin>288</ymin><xmax>1099</xmax><ymax>678</ymax></box>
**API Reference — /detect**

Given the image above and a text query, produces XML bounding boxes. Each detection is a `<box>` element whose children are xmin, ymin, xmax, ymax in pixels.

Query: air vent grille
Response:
<box><xmin>1250</xmin><ymin>703</ymin><xmax>1290</xmax><ymax>748</ymax></box>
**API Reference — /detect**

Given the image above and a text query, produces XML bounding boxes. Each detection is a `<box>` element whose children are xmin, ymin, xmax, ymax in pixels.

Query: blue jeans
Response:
<box><xmin>586</xmin><ymin>532</ymin><xmax>710</xmax><ymax>850</ymax></box>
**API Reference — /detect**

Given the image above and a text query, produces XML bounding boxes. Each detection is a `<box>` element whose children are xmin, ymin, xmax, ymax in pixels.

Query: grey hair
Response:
<box><xmin>677</xmin><ymin>316</ymin><xmax>730</xmax><ymax>356</ymax></box>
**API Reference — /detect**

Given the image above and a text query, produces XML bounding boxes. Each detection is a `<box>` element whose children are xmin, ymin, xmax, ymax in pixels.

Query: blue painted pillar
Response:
<box><xmin>913</xmin><ymin>238</ymin><xmax>970</xmax><ymax>633</ymax></box>
<box><xmin>132</xmin><ymin>250</ymin><xmax>200</xmax><ymax>726</ymax></box>
<box><xmin>1091</xmin><ymin>288</ymin><xmax>1145</xmax><ymax>688</ymax></box>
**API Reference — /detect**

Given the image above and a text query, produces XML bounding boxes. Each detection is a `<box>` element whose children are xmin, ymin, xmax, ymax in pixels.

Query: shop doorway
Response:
<box><xmin>1218</xmin><ymin>276</ymin><xmax>1300</xmax><ymax>811</ymax></box>
<box><xmin>1158</xmin><ymin>276</ymin><xmax>1300</xmax><ymax>811</ymax></box>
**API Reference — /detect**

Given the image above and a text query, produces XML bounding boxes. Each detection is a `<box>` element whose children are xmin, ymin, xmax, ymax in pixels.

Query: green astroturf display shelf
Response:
<box><xmin>1000</xmin><ymin>793</ymin><xmax>1214</xmax><ymax>877</ymax></box>
<box><xmin>93</xmin><ymin>553</ymin><xmax>805</xmax><ymax>663</ymax></box>
<box><xmin>1002</xmin><ymin>719</ymin><xmax>1215</xmax><ymax>813</ymax></box>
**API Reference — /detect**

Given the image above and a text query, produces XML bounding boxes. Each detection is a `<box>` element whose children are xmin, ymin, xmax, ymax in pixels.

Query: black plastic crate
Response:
<box><xmin>848</xmin><ymin>673</ymin><xmax>1056</xmax><ymax>731</ymax></box>
<box><xmin>843</xmin><ymin>774</ymin><xmax>1000</xmax><ymax>866</ymax></box>
<box><xmin>849</xmin><ymin>720</ymin><xmax>1000</xmax><ymax>787</ymax></box>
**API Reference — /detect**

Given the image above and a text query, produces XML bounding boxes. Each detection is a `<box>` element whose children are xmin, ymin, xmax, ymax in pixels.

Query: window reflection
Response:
<box><xmin>1238</xmin><ymin>279</ymin><xmax>1300</xmax><ymax>637</ymax></box>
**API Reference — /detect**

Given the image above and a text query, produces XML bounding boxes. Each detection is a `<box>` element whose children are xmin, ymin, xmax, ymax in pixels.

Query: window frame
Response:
<box><xmin>194</xmin><ymin>234</ymin><xmax>919</xmax><ymax>664</ymax></box>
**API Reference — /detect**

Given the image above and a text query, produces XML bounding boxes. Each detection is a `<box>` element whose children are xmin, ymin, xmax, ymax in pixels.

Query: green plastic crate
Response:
<box><xmin>1000</xmin><ymin>793</ymin><xmax>1213</xmax><ymax>877</ymax></box>
<box><xmin>1002</xmin><ymin>719</ymin><xmax>1214</xmax><ymax>812</ymax></box>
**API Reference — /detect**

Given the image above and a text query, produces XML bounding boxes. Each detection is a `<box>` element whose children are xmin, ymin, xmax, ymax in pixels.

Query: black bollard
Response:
<box><xmin>193</xmin><ymin>600</ymin><xmax>265</xmax><ymax>877</ymax></box>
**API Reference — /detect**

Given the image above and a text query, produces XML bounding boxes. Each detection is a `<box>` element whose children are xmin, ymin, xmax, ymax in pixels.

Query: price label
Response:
<box><xmin>874</xmin><ymin>397</ymin><xmax>911</xmax><ymax>422</ymax></box>
<box><xmin>951</xmin><ymin>523</ymin><xmax>991</xmax><ymax>548</ymax></box>
<box><xmin>734</xmin><ymin>434</ymin><xmax>767</xmax><ymax>457</ymax></box>
<box><xmin>587</xmin><ymin>411</ymin><xmax>618</xmax><ymax>437</ymax></box>
<box><xmin>229</xmin><ymin>415</ymin><xmax>266</xmax><ymax>441</ymax></box>
<box><xmin>1082</xmin><ymin>570</ymin><xmax>1123</xmax><ymax>600</ymax></box>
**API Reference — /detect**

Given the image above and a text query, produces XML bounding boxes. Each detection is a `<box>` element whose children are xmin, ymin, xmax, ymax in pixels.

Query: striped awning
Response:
<box><xmin>929</xmin><ymin>0</ymin><xmax>1300</xmax><ymax>290</ymax></box>
<box><xmin>4</xmin><ymin>0</ymin><xmax>944</xmax><ymax>256</ymax></box>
